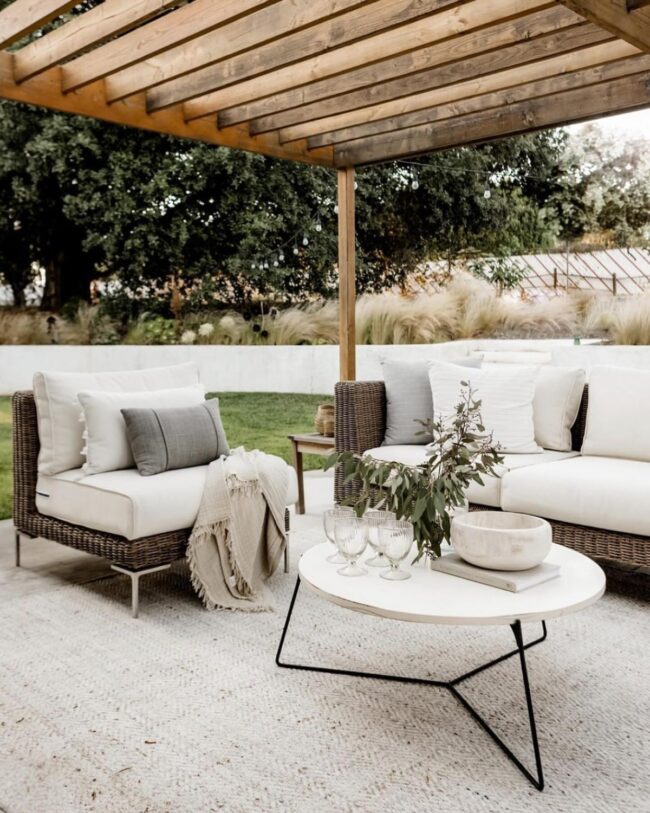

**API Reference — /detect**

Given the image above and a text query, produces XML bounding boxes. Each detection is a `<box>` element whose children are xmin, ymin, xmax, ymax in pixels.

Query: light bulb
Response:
<box><xmin>251</xmin><ymin>263</ymin><xmax>256</xmax><ymax>270</ymax></box>
<box><xmin>273</xmin><ymin>260</ymin><xmax>279</xmax><ymax>267</ymax></box>
<box><xmin>411</xmin><ymin>179</ymin><xmax>419</xmax><ymax>190</ymax></box>
<box><xmin>264</xmin><ymin>261</ymin><xmax>269</xmax><ymax>269</ymax></box>
<box><xmin>484</xmin><ymin>189</ymin><xmax>491</xmax><ymax>199</ymax></box>
<box><xmin>302</xmin><ymin>236</ymin><xmax>309</xmax><ymax>246</ymax></box>
<box><xmin>315</xmin><ymin>221</ymin><xmax>322</xmax><ymax>232</ymax></box>
<box><xmin>334</xmin><ymin>205</ymin><xmax>339</xmax><ymax>214</ymax></box>
<box><xmin>278</xmin><ymin>253</ymin><xmax>285</xmax><ymax>262</ymax></box>
<box><xmin>293</xmin><ymin>247</ymin><xmax>299</xmax><ymax>255</ymax></box>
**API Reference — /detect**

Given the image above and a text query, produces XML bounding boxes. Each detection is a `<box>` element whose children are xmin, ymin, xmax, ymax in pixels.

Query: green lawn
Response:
<box><xmin>0</xmin><ymin>392</ymin><xmax>333</xmax><ymax>521</ymax></box>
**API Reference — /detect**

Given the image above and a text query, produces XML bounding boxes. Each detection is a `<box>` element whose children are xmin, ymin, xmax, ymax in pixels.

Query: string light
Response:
<box><xmin>484</xmin><ymin>188</ymin><xmax>492</xmax><ymax>199</ymax></box>
<box><xmin>315</xmin><ymin>220</ymin><xmax>322</xmax><ymax>233</ymax></box>
<box><xmin>302</xmin><ymin>236</ymin><xmax>309</xmax><ymax>246</ymax></box>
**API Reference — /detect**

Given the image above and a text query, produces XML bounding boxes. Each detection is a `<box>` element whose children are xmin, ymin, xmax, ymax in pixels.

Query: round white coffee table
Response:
<box><xmin>276</xmin><ymin>542</ymin><xmax>605</xmax><ymax>792</ymax></box>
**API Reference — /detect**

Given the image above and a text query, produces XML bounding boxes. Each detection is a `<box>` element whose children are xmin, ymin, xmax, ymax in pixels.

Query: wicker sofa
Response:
<box><xmin>12</xmin><ymin>391</ymin><xmax>291</xmax><ymax>617</ymax></box>
<box><xmin>334</xmin><ymin>381</ymin><xmax>650</xmax><ymax>569</ymax></box>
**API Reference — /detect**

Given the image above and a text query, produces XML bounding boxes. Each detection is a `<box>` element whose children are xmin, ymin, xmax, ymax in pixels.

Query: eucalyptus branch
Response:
<box><xmin>325</xmin><ymin>384</ymin><xmax>503</xmax><ymax>561</ymax></box>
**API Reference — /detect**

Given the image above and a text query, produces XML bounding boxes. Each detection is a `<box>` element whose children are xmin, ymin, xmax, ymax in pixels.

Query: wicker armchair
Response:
<box><xmin>335</xmin><ymin>381</ymin><xmax>650</xmax><ymax>569</ymax></box>
<box><xmin>12</xmin><ymin>391</ymin><xmax>290</xmax><ymax>617</ymax></box>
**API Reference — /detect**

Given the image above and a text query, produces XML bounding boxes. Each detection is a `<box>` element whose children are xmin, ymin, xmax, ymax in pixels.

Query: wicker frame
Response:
<box><xmin>12</xmin><ymin>391</ymin><xmax>290</xmax><ymax>572</ymax></box>
<box><xmin>335</xmin><ymin>381</ymin><xmax>650</xmax><ymax>569</ymax></box>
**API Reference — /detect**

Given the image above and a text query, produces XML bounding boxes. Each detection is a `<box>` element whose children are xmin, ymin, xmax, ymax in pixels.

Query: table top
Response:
<box><xmin>288</xmin><ymin>433</ymin><xmax>335</xmax><ymax>446</ymax></box>
<box><xmin>298</xmin><ymin>543</ymin><xmax>606</xmax><ymax>626</ymax></box>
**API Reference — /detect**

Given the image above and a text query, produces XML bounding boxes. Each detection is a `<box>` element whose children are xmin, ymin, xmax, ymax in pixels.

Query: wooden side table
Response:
<box><xmin>287</xmin><ymin>433</ymin><xmax>335</xmax><ymax>514</ymax></box>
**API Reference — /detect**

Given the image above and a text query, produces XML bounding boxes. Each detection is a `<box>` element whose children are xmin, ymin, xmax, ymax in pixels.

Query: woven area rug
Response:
<box><xmin>1</xmin><ymin>526</ymin><xmax>648</xmax><ymax>813</ymax></box>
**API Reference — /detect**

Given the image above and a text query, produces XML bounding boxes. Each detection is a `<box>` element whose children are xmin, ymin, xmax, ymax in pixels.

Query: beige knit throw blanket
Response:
<box><xmin>187</xmin><ymin>448</ymin><xmax>289</xmax><ymax>612</ymax></box>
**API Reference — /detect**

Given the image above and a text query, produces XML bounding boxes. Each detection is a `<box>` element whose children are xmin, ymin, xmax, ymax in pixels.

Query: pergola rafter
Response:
<box><xmin>1</xmin><ymin>0</ymin><xmax>649</xmax><ymax>379</ymax></box>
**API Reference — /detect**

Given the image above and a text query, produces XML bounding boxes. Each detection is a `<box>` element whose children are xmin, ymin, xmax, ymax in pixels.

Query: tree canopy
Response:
<box><xmin>0</xmin><ymin>96</ymin><xmax>648</xmax><ymax>312</ymax></box>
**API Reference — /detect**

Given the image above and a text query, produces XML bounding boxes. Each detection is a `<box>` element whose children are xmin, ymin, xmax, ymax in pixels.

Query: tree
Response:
<box><xmin>549</xmin><ymin>124</ymin><xmax>650</xmax><ymax>247</ymax></box>
<box><xmin>0</xmin><ymin>95</ymin><xmax>569</xmax><ymax>310</ymax></box>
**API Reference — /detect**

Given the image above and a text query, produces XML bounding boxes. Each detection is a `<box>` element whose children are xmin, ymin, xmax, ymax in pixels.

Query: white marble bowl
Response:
<box><xmin>450</xmin><ymin>511</ymin><xmax>552</xmax><ymax>571</ymax></box>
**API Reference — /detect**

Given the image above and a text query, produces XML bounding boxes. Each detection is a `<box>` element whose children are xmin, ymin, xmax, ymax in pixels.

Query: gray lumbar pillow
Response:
<box><xmin>382</xmin><ymin>357</ymin><xmax>482</xmax><ymax>446</ymax></box>
<box><xmin>121</xmin><ymin>399</ymin><xmax>230</xmax><ymax>476</ymax></box>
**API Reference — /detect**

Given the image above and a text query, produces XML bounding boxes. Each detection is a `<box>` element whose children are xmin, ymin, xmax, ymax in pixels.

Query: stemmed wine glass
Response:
<box><xmin>323</xmin><ymin>507</ymin><xmax>355</xmax><ymax>563</ymax></box>
<box><xmin>364</xmin><ymin>509</ymin><xmax>396</xmax><ymax>567</ymax></box>
<box><xmin>334</xmin><ymin>516</ymin><xmax>368</xmax><ymax>577</ymax></box>
<box><xmin>379</xmin><ymin>519</ymin><xmax>414</xmax><ymax>581</ymax></box>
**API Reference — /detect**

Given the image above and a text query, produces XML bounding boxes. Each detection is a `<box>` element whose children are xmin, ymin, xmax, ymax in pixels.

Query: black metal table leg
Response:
<box><xmin>276</xmin><ymin>575</ymin><xmax>547</xmax><ymax>791</ymax></box>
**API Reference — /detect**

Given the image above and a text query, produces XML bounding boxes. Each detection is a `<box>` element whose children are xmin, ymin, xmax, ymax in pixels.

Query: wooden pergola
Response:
<box><xmin>1</xmin><ymin>0</ymin><xmax>650</xmax><ymax>379</ymax></box>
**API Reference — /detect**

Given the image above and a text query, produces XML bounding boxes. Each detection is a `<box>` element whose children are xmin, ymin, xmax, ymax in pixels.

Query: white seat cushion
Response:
<box><xmin>365</xmin><ymin>446</ymin><xmax>578</xmax><ymax>508</ymax></box>
<box><xmin>501</xmin><ymin>456</ymin><xmax>650</xmax><ymax>537</ymax></box>
<box><xmin>36</xmin><ymin>465</ymin><xmax>299</xmax><ymax>540</ymax></box>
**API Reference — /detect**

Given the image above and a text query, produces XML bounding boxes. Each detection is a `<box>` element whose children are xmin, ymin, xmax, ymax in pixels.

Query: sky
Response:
<box><xmin>568</xmin><ymin>108</ymin><xmax>650</xmax><ymax>141</ymax></box>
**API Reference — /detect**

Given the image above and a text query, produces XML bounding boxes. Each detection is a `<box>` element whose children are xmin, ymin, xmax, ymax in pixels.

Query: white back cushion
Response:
<box><xmin>33</xmin><ymin>363</ymin><xmax>200</xmax><ymax>475</ymax></box>
<box><xmin>483</xmin><ymin>364</ymin><xmax>585</xmax><ymax>451</ymax></box>
<box><xmin>79</xmin><ymin>385</ymin><xmax>205</xmax><ymax>475</ymax></box>
<box><xmin>582</xmin><ymin>366</ymin><xmax>650</xmax><ymax>461</ymax></box>
<box><xmin>532</xmin><ymin>366</ymin><xmax>585</xmax><ymax>452</ymax></box>
<box><xmin>428</xmin><ymin>361</ymin><xmax>540</xmax><ymax>454</ymax></box>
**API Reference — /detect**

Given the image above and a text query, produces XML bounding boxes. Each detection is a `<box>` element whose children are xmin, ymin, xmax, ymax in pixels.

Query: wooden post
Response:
<box><xmin>612</xmin><ymin>273</ymin><xmax>617</xmax><ymax>295</ymax></box>
<box><xmin>338</xmin><ymin>166</ymin><xmax>356</xmax><ymax>381</ymax></box>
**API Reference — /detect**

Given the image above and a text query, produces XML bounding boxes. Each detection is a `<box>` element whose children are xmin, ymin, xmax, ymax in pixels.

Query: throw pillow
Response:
<box><xmin>382</xmin><ymin>357</ymin><xmax>482</xmax><ymax>446</ymax></box>
<box><xmin>428</xmin><ymin>360</ymin><xmax>540</xmax><ymax>454</ymax></box>
<box><xmin>581</xmin><ymin>366</ymin><xmax>650</xmax><ymax>461</ymax></box>
<box><xmin>122</xmin><ymin>399</ymin><xmax>230</xmax><ymax>476</ymax></box>
<box><xmin>78</xmin><ymin>385</ymin><xmax>206</xmax><ymax>475</ymax></box>
<box><xmin>33</xmin><ymin>362</ymin><xmax>200</xmax><ymax>475</ymax></box>
<box><xmin>531</xmin><ymin>366</ymin><xmax>585</xmax><ymax>452</ymax></box>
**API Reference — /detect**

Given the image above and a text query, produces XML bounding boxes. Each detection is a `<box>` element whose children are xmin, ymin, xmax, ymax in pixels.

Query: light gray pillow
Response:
<box><xmin>121</xmin><ymin>399</ymin><xmax>230</xmax><ymax>476</ymax></box>
<box><xmin>382</xmin><ymin>357</ymin><xmax>482</xmax><ymax>446</ymax></box>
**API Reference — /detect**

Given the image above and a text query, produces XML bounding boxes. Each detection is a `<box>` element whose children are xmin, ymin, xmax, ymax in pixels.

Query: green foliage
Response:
<box><xmin>0</xmin><ymin>97</ymin><xmax>569</xmax><ymax>310</ymax></box>
<box><xmin>0</xmin><ymin>391</ymin><xmax>333</xmax><ymax>520</ymax></box>
<box><xmin>326</xmin><ymin>386</ymin><xmax>502</xmax><ymax>561</ymax></box>
<box><xmin>469</xmin><ymin>255</ymin><xmax>527</xmax><ymax>295</ymax></box>
<box><xmin>549</xmin><ymin>126</ymin><xmax>650</xmax><ymax>247</ymax></box>
<box><xmin>124</xmin><ymin>314</ymin><xmax>177</xmax><ymax>345</ymax></box>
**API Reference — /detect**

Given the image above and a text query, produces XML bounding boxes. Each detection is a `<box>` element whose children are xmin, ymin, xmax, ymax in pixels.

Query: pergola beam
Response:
<box><xmin>160</xmin><ymin>0</ymin><xmax>554</xmax><ymax>115</ymax></box>
<box><xmin>278</xmin><ymin>39</ymin><xmax>638</xmax><ymax>144</ymax></box>
<box><xmin>308</xmin><ymin>54</ymin><xmax>650</xmax><ymax>148</ymax></box>
<box><xmin>0</xmin><ymin>0</ymin><xmax>76</xmax><ymax>49</ymax></box>
<box><xmin>13</xmin><ymin>0</ymin><xmax>184</xmax><ymax>83</ymax></box>
<box><xmin>258</xmin><ymin>28</ymin><xmax>620</xmax><ymax>140</ymax></box>
<box><xmin>559</xmin><ymin>0</ymin><xmax>650</xmax><ymax>51</ymax></box>
<box><xmin>60</xmin><ymin>0</ymin><xmax>277</xmax><ymax>93</ymax></box>
<box><xmin>215</xmin><ymin>6</ymin><xmax>585</xmax><ymax>128</ymax></box>
<box><xmin>333</xmin><ymin>71</ymin><xmax>650</xmax><ymax>165</ymax></box>
<box><xmin>0</xmin><ymin>53</ymin><xmax>334</xmax><ymax>167</ymax></box>
<box><xmin>105</xmin><ymin>0</ymin><xmax>394</xmax><ymax>104</ymax></box>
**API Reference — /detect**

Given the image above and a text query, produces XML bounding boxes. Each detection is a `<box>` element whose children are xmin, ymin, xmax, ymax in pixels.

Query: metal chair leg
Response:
<box><xmin>284</xmin><ymin>534</ymin><xmax>290</xmax><ymax>573</ymax></box>
<box><xmin>111</xmin><ymin>564</ymin><xmax>170</xmax><ymax>618</ymax></box>
<box><xmin>15</xmin><ymin>531</ymin><xmax>20</xmax><ymax>567</ymax></box>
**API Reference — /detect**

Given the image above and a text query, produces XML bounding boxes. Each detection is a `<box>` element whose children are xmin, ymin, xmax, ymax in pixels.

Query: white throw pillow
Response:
<box><xmin>428</xmin><ymin>361</ymin><xmax>540</xmax><ymax>454</ymax></box>
<box><xmin>531</xmin><ymin>366</ymin><xmax>585</xmax><ymax>452</ymax></box>
<box><xmin>582</xmin><ymin>366</ymin><xmax>650</xmax><ymax>461</ymax></box>
<box><xmin>33</xmin><ymin>363</ymin><xmax>200</xmax><ymax>475</ymax></box>
<box><xmin>79</xmin><ymin>385</ymin><xmax>206</xmax><ymax>475</ymax></box>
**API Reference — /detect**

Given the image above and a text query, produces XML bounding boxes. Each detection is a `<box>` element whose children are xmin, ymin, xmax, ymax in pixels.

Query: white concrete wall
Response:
<box><xmin>1</xmin><ymin>339</ymin><xmax>650</xmax><ymax>395</ymax></box>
